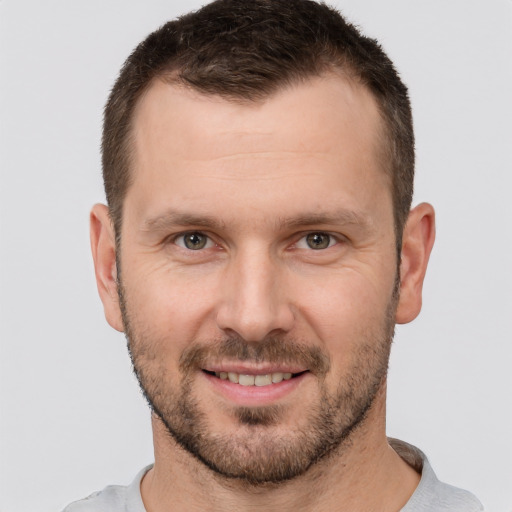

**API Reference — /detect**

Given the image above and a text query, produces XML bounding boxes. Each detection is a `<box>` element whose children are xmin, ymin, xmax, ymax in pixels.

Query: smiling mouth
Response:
<box><xmin>202</xmin><ymin>370</ymin><xmax>307</xmax><ymax>387</ymax></box>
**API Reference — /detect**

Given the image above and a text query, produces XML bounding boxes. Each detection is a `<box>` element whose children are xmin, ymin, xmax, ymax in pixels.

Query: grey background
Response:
<box><xmin>1</xmin><ymin>1</ymin><xmax>511</xmax><ymax>511</ymax></box>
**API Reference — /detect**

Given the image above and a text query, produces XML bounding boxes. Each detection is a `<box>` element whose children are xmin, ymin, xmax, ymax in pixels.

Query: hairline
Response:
<box><xmin>113</xmin><ymin>68</ymin><xmax>400</xmax><ymax>251</ymax></box>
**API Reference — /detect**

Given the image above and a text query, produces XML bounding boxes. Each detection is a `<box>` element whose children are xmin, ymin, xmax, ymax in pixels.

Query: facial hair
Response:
<box><xmin>118</xmin><ymin>279</ymin><xmax>398</xmax><ymax>485</ymax></box>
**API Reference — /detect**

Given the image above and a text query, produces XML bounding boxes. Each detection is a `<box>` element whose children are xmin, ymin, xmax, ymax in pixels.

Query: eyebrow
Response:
<box><xmin>276</xmin><ymin>210</ymin><xmax>372</xmax><ymax>231</ymax></box>
<box><xmin>141</xmin><ymin>208</ymin><xmax>372</xmax><ymax>233</ymax></box>
<box><xmin>141</xmin><ymin>210</ymin><xmax>227</xmax><ymax>232</ymax></box>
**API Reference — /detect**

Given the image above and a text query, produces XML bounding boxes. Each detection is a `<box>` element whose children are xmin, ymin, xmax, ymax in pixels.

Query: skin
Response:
<box><xmin>91</xmin><ymin>74</ymin><xmax>435</xmax><ymax>511</ymax></box>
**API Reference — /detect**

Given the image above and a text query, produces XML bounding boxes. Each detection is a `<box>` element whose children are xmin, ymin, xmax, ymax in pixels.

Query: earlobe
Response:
<box><xmin>90</xmin><ymin>204</ymin><xmax>124</xmax><ymax>332</ymax></box>
<box><xmin>395</xmin><ymin>203</ymin><xmax>436</xmax><ymax>324</ymax></box>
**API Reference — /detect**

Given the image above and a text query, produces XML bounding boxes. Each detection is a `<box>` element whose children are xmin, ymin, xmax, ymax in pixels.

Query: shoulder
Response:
<box><xmin>406</xmin><ymin>466</ymin><xmax>483</xmax><ymax>512</ymax></box>
<box><xmin>389</xmin><ymin>439</ymin><xmax>484</xmax><ymax>512</ymax></box>
<box><xmin>62</xmin><ymin>465</ymin><xmax>151</xmax><ymax>512</ymax></box>
<box><xmin>62</xmin><ymin>485</ymin><xmax>128</xmax><ymax>512</ymax></box>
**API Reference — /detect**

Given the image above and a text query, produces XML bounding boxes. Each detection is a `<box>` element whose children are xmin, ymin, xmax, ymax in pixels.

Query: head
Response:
<box><xmin>91</xmin><ymin>0</ymin><xmax>434</xmax><ymax>486</ymax></box>
<box><xmin>102</xmin><ymin>0</ymin><xmax>414</xmax><ymax>251</ymax></box>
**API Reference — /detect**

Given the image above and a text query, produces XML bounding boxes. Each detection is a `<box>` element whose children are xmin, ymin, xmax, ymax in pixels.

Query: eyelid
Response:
<box><xmin>166</xmin><ymin>230</ymin><xmax>344</xmax><ymax>251</ymax></box>
<box><xmin>293</xmin><ymin>231</ymin><xmax>343</xmax><ymax>250</ymax></box>
<box><xmin>172</xmin><ymin>231</ymin><xmax>215</xmax><ymax>250</ymax></box>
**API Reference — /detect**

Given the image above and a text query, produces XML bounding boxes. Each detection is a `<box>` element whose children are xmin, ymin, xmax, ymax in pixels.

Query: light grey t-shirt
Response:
<box><xmin>63</xmin><ymin>440</ymin><xmax>483</xmax><ymax>512</ymax></box>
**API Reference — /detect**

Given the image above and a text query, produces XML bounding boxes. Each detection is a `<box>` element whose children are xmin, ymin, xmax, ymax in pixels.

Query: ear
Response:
<box><xmin>90</xmin><ymin>204</ymin><xmax>124</xmax><ymax>332</ymax></box>
<box><xmin>395</xmin><ymin>202</ymin><xmax>436</xmax><ymax>324</ymax></box>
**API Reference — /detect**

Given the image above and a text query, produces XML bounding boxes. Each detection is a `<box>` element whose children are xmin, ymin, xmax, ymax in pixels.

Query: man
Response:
<box><xmin>65</xmin><ymin>0</ymin><xmax>483</xmax><ymax>510</ymax></box>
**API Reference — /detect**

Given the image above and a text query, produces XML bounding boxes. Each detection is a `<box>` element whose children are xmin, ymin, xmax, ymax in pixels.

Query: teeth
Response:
<box><xmin>255</xmin><ymin>374</ymin><xmax>272</xmax><ymax>386</ymax></box>
<box><xmin>214</xmin><ymin>371</ymin><xmax>297</xmax><ymax>386</ymax></box>
<box><xmin>271</xmin><ymin>372</ymin><xmax>284</xmax><ymax>383</ymax></box>
<box><xmin>239</xmin><ymin>374</ymin><xmax>255</xmax><ymax>386</ymax></box>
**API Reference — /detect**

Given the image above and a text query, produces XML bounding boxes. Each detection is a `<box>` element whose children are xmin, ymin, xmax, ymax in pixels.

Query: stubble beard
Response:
<box><xmin>118</xmin><ymin>280</ymin><xmax>398</xmax><ymax>486</ymax></box>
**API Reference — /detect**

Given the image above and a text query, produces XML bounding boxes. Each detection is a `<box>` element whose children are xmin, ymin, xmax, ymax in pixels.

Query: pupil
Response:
<box><xmin>307</xmin><ymin>233</ymin><xmax>330</xmax><ymax>250</ymax></box>
<box><xmin>185</xmin><ymin>233</ymin><xmax>206</xmax><ymax>250</ymax></box>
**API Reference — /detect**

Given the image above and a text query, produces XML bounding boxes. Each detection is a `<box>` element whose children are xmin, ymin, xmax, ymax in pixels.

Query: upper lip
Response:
<box><xmin>202</xmin><ymin>363</ymin><xmax>308</xmax><ymax>375</ymax></box>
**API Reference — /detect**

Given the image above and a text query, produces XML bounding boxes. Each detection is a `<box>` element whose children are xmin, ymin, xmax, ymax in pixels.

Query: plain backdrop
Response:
<box><xmin>1</xmin><ymin>1</ymin><xmax>511</xmax><ymax>511</ymax></box>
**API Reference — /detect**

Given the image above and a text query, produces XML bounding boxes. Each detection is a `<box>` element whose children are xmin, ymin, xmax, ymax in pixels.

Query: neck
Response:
<box><xmin>141</xmin><ymin>387</ymin><xmax>420</xmax><ymax>512</ymax></box>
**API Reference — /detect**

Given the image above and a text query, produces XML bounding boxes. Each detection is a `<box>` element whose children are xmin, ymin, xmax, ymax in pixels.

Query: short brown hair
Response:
<box><xmin>103</xmin><ymin>0</ymin><xmax>414</xmax><ymax>248</ymax></box>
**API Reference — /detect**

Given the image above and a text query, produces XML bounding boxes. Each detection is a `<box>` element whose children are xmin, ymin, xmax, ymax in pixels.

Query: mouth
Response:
<box><xmin>202</xmin><ymin>369</ymin><xmax>308</xmax><ymax>387</ymax></box>
<box><xmin>199</xmin><ymin>360</ymin><xmax>312</xmax><ymax>406</ymax></box>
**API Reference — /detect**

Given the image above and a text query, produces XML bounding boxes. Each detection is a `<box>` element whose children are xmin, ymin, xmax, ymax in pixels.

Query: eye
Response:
<box><xmin>296</xmin><ymin>232</ymin><xmax>337</xmax><ymax>250</ymax></box>
<box><xmin>175</xmin><ymin>232</ymin><xmax>213</xmax><ymax>250</ymax></box>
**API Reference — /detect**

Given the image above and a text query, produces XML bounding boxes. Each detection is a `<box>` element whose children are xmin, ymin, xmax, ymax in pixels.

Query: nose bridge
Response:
<box><xmin>216</xmin><ymin>244</ymin><xmax>293</xmax><ymax>341</ymax></box>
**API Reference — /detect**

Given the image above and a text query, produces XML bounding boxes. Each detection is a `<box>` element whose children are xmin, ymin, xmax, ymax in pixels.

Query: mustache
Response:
<box><xmin>179</xmin><ymin>335</ymin><xmax>331</xmax><ymax>377</ymax></box>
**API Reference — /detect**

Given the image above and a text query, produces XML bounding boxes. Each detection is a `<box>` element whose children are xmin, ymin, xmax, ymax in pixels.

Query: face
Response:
<box><xmin>115</xmin><ymin>75</ymin><xmax>400</xmax><ymax>483</ymax></box>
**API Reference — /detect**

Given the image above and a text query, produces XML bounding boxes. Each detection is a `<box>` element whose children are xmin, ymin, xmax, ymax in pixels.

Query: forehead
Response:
<box><xmin>133</xmin><ymin>73</ymin><xmax>385</xmax><ymax>162</ymax></box>
<box><xmin>127</xmin><ymin>74</ymin><xmax>390</xmax><ymax>225</ymax></box>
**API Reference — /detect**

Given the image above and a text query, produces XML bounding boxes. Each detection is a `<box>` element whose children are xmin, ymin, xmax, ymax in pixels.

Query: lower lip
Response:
<box><xmin>202</xmin><ymin>371</ymin><xmax>309</xmax><ymax>406</ymax></box>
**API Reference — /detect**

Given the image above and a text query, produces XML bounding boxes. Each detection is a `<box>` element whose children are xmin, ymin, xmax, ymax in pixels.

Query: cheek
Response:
<box><xmin>292</xmin><ymin>267</ymin><xmax>395</xmax><ymax>354</ymax></box>
<box><xmin>122</xmin><ymin>260</ymin><xmax>222</xmax><ymax>344</ymax></box>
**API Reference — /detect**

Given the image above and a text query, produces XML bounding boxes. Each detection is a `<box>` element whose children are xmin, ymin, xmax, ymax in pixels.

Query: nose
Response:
<box><xmin>215</xmin><ymin>246</ymin><xmax>295</xmax><ymax>341</ymax></box>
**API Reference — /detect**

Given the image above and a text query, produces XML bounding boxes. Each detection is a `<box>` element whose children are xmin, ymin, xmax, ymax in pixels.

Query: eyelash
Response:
<box><xmin>173</xmin><ymin>232</ymin><xmax>215</xmax><ymax>251</ymax></box>
<box><xmin>294</xmin><ymin>232</ymin><xmax>339</xmax><ymax>250</ymax></box>
<box><xmin>172</xmin><ymin>231</ymin><xmax>342</xmax><ymax>251</ymax></box>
